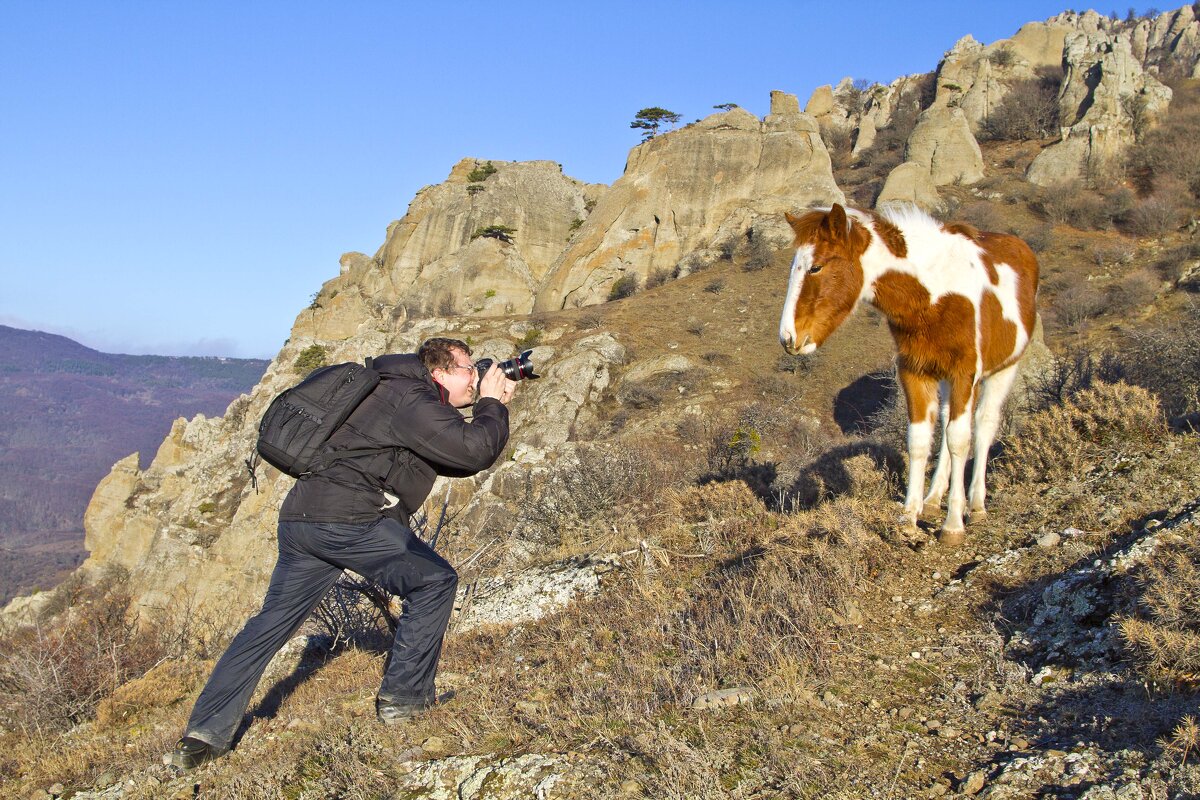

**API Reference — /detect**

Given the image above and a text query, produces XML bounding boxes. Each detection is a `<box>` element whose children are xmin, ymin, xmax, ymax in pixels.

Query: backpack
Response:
<box><xmin>250</xmin><ymin>357</ymin><xmax>391</xmax><ymax>485</ymax></box>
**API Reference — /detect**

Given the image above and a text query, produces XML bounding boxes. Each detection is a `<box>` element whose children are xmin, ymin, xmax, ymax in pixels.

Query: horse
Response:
<box><xmin>778</xmin><ymin>203</ymin><xmax>1039</xmax><ymax>544</ymax></box>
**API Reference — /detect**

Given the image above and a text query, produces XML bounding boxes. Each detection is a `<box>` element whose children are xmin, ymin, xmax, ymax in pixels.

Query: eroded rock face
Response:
<box><xmin>292</xmin><ymin>159</ymin><xmax>606</xmax><ymax>337</ymax></box>
<box><xmin>1027</xmin><ymin>29</ymin><xmax>1172</xmax><ymax>186</ymax></box>
<box><xmin>534</xmin><ymin>97</ymin><xmax>844</xmax><ymax>311</ymax></box>
<box><xmin>905</xmin><ymin>105</ymin><xmax>985</xmax><ymax>186</ymax></box>
<box><xmin>876</xmin><ymin>161</ymin><xmax>946</xmax><ymax>213</ymax></box>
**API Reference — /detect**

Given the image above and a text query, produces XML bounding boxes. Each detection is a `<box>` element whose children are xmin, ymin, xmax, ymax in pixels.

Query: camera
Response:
<box><xmin>475</xmin><ymin>350</ymin><xmax>540</xmax><ymax>389</ymax></box>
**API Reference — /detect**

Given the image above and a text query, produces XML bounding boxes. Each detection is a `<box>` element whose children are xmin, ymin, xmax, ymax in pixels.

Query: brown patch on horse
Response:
<box><xmin>869</xmin><ymin>212</ymin><xmax>907</xmax><ymax>258</ymax></box>
<box><xmin>899</xmin><ymin>370</ymin><xmax>937</xmax><ymax>424</ymax></box>
<box><xmin>942</xmin><ymin>221</ymin><xmax>981</xmax><ymax>241</ymax></box>
<box><xmin>977</xmin><ymin>232</ymin><xmax>1040</xmax><ymax>336</ymax></box>
<box><xmin>978</xmin><ymin>253</ymin><xmax>1001</xmax><ymax>285</ymax></box>
<box><xmin>785</xmin><ymin>210</ymin><xmax>829</xmax><ymax>245</ymax></box>
<box><xmin>873</xmin><ymin>271</ymin><xmax>978</xmax><ymax>416</ymax></box>
<box><xmin>979</xmin><ymin>290</ymin><xmax>1018</xmax><ymax>373</ymax></box>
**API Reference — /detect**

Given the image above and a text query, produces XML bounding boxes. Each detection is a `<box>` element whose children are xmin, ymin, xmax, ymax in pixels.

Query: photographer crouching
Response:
<box><xmin>166</xmin><ymin>337</ymin><xmax>517</xmax><ymax>770</ymax></box>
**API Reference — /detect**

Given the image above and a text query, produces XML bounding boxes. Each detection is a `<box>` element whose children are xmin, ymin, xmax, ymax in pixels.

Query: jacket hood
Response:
<box><xmin>372</xmin><ymin>353</ymin><xmax>431</xmax><ymax>382</ymax></box>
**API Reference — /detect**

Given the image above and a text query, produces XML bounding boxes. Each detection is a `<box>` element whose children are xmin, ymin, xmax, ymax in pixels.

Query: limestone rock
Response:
<box><xmin>1028</xmin><ymin>30</ymin><xmax>1172</xmax><ymax>186</ymax></box>
<box><xmin>293</xmin><ymin>159</ymin><xmax>606</xmax><ymax>335</ymax></box>
<box><xmin>876</xmin><ymin>161</ymin><xmax>945</xmax><ymax>213</ymax></box>
<box><xmin>534</xmin><ymin>98</ymin><xmax>844</xmax><ymax>311</ymax></box>
<box><xmin>905</xmin><ymin>105</ymin><xmax>985</xmax><ymax>186</ymax></box>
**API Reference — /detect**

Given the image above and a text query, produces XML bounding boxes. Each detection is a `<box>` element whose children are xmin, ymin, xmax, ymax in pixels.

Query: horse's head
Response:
<box><xmin>778</xmin><ymin>203</ymin><xmax>869</xmax><ymax>355</ymax></box>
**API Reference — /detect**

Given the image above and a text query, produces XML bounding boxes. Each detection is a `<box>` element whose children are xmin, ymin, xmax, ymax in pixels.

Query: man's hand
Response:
<box><xmin>477</xmin><ymin>364</ymin><xmax>517</xmax><ymax>405</ymax></box>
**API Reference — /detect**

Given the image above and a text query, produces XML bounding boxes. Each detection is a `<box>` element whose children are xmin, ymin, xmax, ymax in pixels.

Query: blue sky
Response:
<box><xmin>2</xmin><ymin>1</ymin><xmax>1088</xmax><ymax>358</ymax></box>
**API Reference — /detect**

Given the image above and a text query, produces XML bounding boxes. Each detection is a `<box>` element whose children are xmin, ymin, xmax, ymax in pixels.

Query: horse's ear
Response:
<box><xmin>823</xmin><ymin>204</ymin><xmax>849</xmax><ymax>244</ymax></box>
<box><xmin>785</xmin><ymin>211</ymin><xmax>804</xmax><ymax>234</ymax></box>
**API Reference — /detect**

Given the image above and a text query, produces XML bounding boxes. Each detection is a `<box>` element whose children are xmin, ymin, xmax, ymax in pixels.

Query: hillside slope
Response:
<box><xmin>0</xmin><ymin>325</ymin><xmax>267</xmax><ymax>601</ymax></box>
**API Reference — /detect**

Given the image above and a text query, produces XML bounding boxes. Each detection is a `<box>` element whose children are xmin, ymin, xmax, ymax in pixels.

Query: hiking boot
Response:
<box><xmin>163</xmin><ymin>736</ymin><xmax>228</xmax><ymax>770</ymax></box>
<box><xmin>375</xmin><ymin>697</ymin><xmax>433</xmax><ymax>725</ymax></box>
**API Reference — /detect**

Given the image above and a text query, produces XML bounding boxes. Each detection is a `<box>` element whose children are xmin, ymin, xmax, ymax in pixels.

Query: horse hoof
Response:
<box><xmin>938</xmin><ymin>529</ymin><xmax>966</xmax><ymax>547</ymax></box>
<box><xmin>967</xmin><ymin>508</ymin><xmax>988</xmax><ymax>523</ymax></box>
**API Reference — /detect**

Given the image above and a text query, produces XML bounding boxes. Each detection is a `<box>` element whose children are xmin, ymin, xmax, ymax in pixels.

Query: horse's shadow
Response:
<box><xmin>781</xmin><ymin>440</ymin><xmax>904</xmax><ymax>511</ymax></box>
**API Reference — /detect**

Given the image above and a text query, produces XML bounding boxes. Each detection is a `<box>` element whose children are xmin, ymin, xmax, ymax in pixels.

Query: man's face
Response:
<box><xmin>431</xmin><ymin>348</ymin><xmax>477</xmax><ymax>408</ymax></box>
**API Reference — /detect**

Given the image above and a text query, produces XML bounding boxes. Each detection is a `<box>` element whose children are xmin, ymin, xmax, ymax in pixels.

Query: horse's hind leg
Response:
<box><xmin>922</xmin><ymin>382</ymin><xmax>951</xmax><ymax>514</ymax></box>
<box><xmin>967</xmin><ymin>362</ymin><xmax>1019</xmax><ymax>521</ymax></box>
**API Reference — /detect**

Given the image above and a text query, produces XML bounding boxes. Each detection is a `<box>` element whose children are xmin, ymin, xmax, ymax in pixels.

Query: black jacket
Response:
<box><xmin>279</xmin><ymin>353</ymin><xmax>509</xmax><ymax>525</ymax></box>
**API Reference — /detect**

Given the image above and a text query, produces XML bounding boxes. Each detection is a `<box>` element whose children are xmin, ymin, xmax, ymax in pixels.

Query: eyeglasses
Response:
<box><xmin>446</xmin><ymin>363</ymin><xmax>476</xmax><ymax>375</ymax></box>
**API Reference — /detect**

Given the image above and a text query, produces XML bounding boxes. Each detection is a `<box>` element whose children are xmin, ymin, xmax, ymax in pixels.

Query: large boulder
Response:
<box><xmin>904</xmin><ymin>105</ymin><xmax>985</xmax><ymax>186</ymax></box>
<box><xmin>875</xmin><ymin>161</ymin><xmax>946</xmax><ymax>213</ymax></box>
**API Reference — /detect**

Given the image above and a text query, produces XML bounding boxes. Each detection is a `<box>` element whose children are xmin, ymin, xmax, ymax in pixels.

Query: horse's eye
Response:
<box><xmin>809</xmin><ymin>264</ymin><xmax>823</xmax><ymax>275</ymax></box>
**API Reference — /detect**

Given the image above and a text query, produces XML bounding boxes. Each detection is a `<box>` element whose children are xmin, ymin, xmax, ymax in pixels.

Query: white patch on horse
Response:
<box><xmin>779</xmin><ymin>244</ymin><xmax>814</xmax><ymax>351</ymax></box>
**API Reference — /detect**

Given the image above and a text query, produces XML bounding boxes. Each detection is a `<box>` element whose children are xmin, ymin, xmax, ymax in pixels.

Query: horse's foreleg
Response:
<box><xmin>967</xmin><ymin>362</ymin><xmax>1020</xmax><ymax>520</ymax></box>
<box><xmin>899</xmin><ymin>371</ymin><xmax>938</xmax><ymax>530</ymax></box>
<box><xmin>922</xmin><ymin>382</ymin><xmax>951</xmax><ymax>514</ymax></box>
<box><xmin>940</xmin><ymin>378</ymin><xmax>976</xmax><ymax>543</ymax></box>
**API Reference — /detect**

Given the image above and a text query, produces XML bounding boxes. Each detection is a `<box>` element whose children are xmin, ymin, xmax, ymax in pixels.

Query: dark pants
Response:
<box><xmin>184</xmin><ymin>517</ymin><xmax>457</xmax><ymax>750</ymax></box>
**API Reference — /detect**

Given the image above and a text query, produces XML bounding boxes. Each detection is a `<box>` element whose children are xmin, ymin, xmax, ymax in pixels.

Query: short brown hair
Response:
<box><xmin>418</xmin><ymin>337</ymin><xmax>472</xmax><ymax>373</ymax></box>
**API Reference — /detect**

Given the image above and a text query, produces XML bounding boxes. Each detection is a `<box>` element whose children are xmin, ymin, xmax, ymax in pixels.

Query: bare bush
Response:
<box><xmin>1038</xmin><ymin>181</ymin><xmax>1113</xmax><ymax>230</ymax></box>
<box><xmin>518</xmin><ymin>442</ymin><xmax>683</xmax><ymax>546</ymax></box>
<box><xmin>1104</xmin><ymin>268</ymin><xmax>1159</xmax><ymax>315</ymax></box>
<box><xmin>979</xmin><ymin>74</ymin><xmax>1061</xmax><ymax>141</ymax></box>
<box><xmin>0</xmin><ymin>571</ymin><xmax>166</xmax><ymax>735</ymax></box>
<box><xmin>1049</xmin><ymin>272</ymin><xmax>1109</xmax><ymax>329</ymax></box>
<box><xmin>958</xmin><ymin>201</ymin><xmax>1009</xmax><ymax>232</ymax></box>
<box><xmin>1127</xmin><ymin>81</ymin><xmax>1200</xmax><ymax>198</ymax></box>
<box><xmin>645</xmin><ymin>267</ymin><xmax>672</xmax><ymax>290</ymax></box>
<box><xmin>1128</xmin><ymin>188</ymin><xmax>1184</xmax><ymax>236</ymax></box>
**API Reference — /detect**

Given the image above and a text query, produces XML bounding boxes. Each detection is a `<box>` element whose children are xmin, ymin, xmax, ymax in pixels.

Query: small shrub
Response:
<box><xmin>1049</xmin><ymin>273</ymin><xmax>1108</xmax><ymax>328</ymax></box>
<box><xmin>743</xmin><ymin>236</ymin><xmax>774</xmax><ymax>272</ymax></box>
<box><xmin>0</xmin><ymin>571</ymin><xmax>167</xmax><ymax>735</ymax></box>
<box><xmin>997</xmin><ymin>381</ymin><xmax>1166</xmax><ymax>484</ymax></box>
<box><xmin>1119</xmin><ymin>534</ymin><xmax>1200</xmax><ymax>688</ymax></box>
<box><xmin>1038</xmin><ymin>181</ymin><xmax>1112</xmax><ymax>230</ymax></box>
<box><xmin>293</xmin><ymin>344</ymin><xmax>329</xmax><ymax>375</ymax></box>
<box><xmin>958</xmin><ymin>201</ymin><xmax>1009</xmax><ymax>232</ymax></box>
<box><xmin>704</xmin><ymin>278</ymin><xmax>725</xmax><ymax>294</ymax></box>
<box><xmin>466</xmin><ymin>161</ymin><xmax>497</xmax><ymax>183</ymax></box>
<box><xmin>515</xmin><ymin>328</ymin><xmax>543</xmax><ymax>350</ymax></box>
<box><xmin>197</xmin><ymin>501</ymin><xmax>217</xmax><ymax>515</ymax></box>
<box><xmin>645</xmin><ymin>267</ymin><xmax>672</xmax><ymax>289</ymax></box>
<box><xmin>686</xmin><ymin>318</ymin><xmax>706</xmax><ymax>336</ymax></box>
<box><xmin>471</xmin><ymin>224</ymin><xmax>517</xmax><ymax>243</ymax></box>
<box><xmin>979</xmin><ymin>73</ymin><xmax>1061</xmax><ymax>141</ymax></box>
<box><xmin>608</xmin><ymin>274</ymin><xmax>640</xmax><ymax>302</ymax></box>
<box><xmin>576</xmin><ymin>310</ymin><xmax>606</xmax><ymax>330</ymax></box>
<box><xmin>1127</xmin><ymin>189</ymin><xmax>1184</xmax><ymax>236</ymax></box>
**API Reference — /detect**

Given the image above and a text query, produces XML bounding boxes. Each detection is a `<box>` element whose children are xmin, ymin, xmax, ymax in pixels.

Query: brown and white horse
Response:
<box><xmin>778</xmin><ymin>203</ymin><xmax>1038</xmax><ymax>543</ymax></box>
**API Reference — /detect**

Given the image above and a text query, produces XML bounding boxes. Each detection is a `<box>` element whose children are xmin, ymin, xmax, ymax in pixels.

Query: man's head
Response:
<box><xmin>419</xmin><ymin>337</ymin><xmax>476</xmax><ymax>408</ymax></box>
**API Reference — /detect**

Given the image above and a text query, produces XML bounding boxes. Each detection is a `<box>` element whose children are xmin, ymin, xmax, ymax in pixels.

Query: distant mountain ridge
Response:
<box><xmin>0</xmin><ymin>325</ymin><xmax>267</xmax><ymax>602</ymax></box>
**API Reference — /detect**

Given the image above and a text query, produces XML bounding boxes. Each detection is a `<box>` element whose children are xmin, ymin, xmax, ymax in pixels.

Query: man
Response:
<box><xmin>166</xmin><ymin>337</ymin><xmax>516</xmax><ymax>770</ymax></box>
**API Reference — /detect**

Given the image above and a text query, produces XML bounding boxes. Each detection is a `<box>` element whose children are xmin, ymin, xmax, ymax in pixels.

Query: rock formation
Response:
<box><xmin>1027</xmin><ymin>28</ymin><xmax>1172</xmax><ymax>186</ymax></box>
<box><xmin>534</xmin><ymin>92</ymin><xmax>844</xmax><ymax>310</ymax></box>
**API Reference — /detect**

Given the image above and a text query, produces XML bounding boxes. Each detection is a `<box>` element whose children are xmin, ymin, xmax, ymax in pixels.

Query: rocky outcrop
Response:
<box><xmin>905</xmin><ymin>105</ymin><xmax>985</xmax><ymax>185</ymax></box>
<box><xmin>293</xmin><ymin>160</ymin><xmax>606</xmax><ymax>338</ymax></box>
<box><xmin>875</xmin><ymin>161</ymin><xmax>945</xmax><ymax>213</ymax></box>
<box><xmin>1028</xmin><ymin>29</ymin><xmax>1172</xmax><ymax>186</ymax></box>
<box><xmin>534</xmin><ymin>92</ymin><xmax>844</xmax><ymax>311</ymax></box>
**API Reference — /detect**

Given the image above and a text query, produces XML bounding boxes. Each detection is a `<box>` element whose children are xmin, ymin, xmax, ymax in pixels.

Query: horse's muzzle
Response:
<box><xmin>781</xmin><ymin>334</ymin><xmax>815</xmax><ymax>355</ymax></box>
